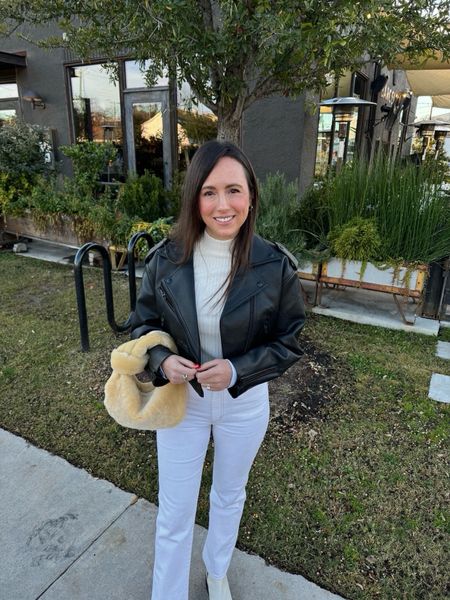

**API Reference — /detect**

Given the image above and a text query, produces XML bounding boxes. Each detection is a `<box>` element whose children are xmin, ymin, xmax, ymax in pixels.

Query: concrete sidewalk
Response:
<box><xmin>0</xmin><ymin>428</ymin><xmax>345</xmax><ymax>600</ymax></box>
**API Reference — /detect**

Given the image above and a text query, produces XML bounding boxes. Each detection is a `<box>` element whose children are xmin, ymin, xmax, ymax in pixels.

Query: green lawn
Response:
<box><xmin>1</xmin><ymin>252</ymin><xmax>449</xmax><ymax>600</ymax></box>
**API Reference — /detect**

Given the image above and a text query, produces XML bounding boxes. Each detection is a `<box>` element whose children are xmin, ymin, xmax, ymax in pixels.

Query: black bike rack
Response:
<box><xmin>74</xmin><ymin>232</ymin><xmax>154</xmax><ymax>351</ymax></box>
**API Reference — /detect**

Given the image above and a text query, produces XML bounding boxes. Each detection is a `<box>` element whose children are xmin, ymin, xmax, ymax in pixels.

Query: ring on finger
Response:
<box><xmin>182</xmin><ymin>373</ymin><xmax>188</xmax><ymax>382</ymax></box>
<box><xmin>206</xmin><ymin>384</ymin><xmax>211</xmax><ymax>390</ymax></box>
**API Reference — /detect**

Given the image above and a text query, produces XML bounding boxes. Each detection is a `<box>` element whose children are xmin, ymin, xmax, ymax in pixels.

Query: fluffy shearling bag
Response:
<box><xmin>104</xmin><ymin>330</ymin><xmax>186</xmax><ymax>430</ymax></box>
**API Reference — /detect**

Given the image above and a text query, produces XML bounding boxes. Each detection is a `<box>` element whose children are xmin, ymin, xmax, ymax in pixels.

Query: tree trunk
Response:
<box><xmin>216</xmin><ymin>112</ymin><xmax>241</xmax><ymax>145</ymax></box>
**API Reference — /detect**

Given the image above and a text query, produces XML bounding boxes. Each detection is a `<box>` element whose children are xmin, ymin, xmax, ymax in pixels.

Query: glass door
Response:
<box><xmin>124</xmin><ymin>90</ymin><xmax>172</xmax><ymax>187</ymax></box>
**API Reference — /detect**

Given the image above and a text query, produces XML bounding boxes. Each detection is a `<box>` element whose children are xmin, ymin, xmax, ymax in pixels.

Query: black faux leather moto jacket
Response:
<box><xmin>130</xmin><ymin>235</ymin><xmax>306</xmax><ymax>398</ymax></box>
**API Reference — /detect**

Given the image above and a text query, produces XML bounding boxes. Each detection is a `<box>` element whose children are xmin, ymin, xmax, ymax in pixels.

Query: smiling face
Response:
<box><xmin>198</xmin><ymin>156</ymin><xmax>252</xmax><ymax>240</ymax></box>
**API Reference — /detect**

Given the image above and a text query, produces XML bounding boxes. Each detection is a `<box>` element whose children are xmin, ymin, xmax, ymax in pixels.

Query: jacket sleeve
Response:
<box><xmin>129</xmin><ymin>259</ymin><xmax>174</xmax><ymax>386</ymax></box>
<box><xmin>228</xmin><ymin>259</ymin><xmax>306</xmax><ymax>398</ymax></box>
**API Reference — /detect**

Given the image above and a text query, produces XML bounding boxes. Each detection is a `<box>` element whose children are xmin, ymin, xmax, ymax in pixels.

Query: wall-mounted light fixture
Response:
<box><xmin>22</xmin><ymin>90</ymin><xmax>46</xmax><ymax>109</ymax></box>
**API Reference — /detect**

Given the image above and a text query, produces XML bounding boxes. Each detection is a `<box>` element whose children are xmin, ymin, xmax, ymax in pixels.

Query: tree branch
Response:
<box><xmin>184</xmin><ymin>72</ymin><xmax>217</xmax><ymax>114</ymax></box>
<box><xmin>243</xmin><ymin>75</ymin><xmax>285</xmax><ymax>110</ymax></box>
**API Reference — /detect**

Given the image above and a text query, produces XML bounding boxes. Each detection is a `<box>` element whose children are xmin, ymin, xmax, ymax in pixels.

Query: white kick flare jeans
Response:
<box><xmin>151</xmin><ymin>382</ymin><xmax>270</xmax><ymax>600</ymax></box>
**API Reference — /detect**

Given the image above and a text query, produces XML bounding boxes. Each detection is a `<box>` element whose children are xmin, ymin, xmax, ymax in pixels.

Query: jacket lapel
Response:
<box><xmin>162</xmin><ymin>257</ymin><xmax>202</xmax><ymax>360</ymax></box>
<box><xmin>222</xmin><ymin>236</ymin><xmax>278</xmax><ymax>315</ymax></box>
<box><xmin>222</xmin><ymin>269</ymin><xmax>268</xmax><ymax>315</ymax></box>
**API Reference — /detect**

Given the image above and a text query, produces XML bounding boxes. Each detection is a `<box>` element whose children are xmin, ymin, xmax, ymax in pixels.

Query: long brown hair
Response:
<box><xmin>171</xmin><ymin>140</ymin><xmax>259</xmax><ymax>291</ymax></box>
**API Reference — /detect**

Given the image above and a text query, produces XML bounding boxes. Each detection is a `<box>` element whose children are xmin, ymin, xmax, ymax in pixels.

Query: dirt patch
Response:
<box><xmin>135</xmin><ymin>335</ymin><xmax>353</xmax><ymax>434</ymax></box>
<box><xmin>268</xmin><ymin>337</ymin><xmax>351</xmax><ymax>432</ymax></box>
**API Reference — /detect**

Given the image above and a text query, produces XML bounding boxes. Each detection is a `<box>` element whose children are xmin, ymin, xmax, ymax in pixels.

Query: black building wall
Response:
<box><xmin>1</xmin><ymin>24</ymin><xmax>73</xmax><ymax>175</ymax></box>
<box><xmin>242</xmin><ymin>92</ymin><xmax>319</xmax><ymax>195</ymax></box>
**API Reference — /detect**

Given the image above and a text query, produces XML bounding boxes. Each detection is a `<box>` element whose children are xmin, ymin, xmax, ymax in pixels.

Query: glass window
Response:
<box><xmin>177</xmin><ymin>81</ymin><xmax>217</xmax><ymax>170</ymax></box>
<box><xmin>0</xmin><ymin>109</ymin><xmax>16</xmax><ymax>124</ymax></box>
<box><xmin>314</xmin><ymin>107</ymin><xmax>333</xmax><ymax>177</ymax></box>
<box><xmin>345</xmin><ymin>109</ymin><xmax>359</xmax><ymax>164</ymax></box>
<box><xmin>125</xmin><ymin>60</ymin><xmax>169</xmax><ymax>89</ymax></box>
<box><xmin>69</xmin><ymin>63</ymin><xmax>124</xmax><ymax>178</ymax></box>
<box><xmin>70</xmin><ymin>64</ymin><xmax>121</xmax><ymax>143</ymax></box>
<box><xmin>314</xmin><ymin>107</ymin><xmax>359</xmax><ymax>176</ymax></box>
<box><xmin>0</xmin><ymin>83</ymin><xmax>18</xmax><ymax>99</ymax></box>
<box><xmin>352</xmin><ymin>73</ymin><xmax>367</xmax><ymax>99</ymax></box>
<box><xmin>131</xmin><ymin>101</ymin><xmax>164</xmax><ymax>179</ymax></box>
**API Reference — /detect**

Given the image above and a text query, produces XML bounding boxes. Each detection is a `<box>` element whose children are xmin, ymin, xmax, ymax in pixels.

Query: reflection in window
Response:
<box><xmin>69</xmin><ymin>64</ymin><xmax>123</xmax><ymax>178</ymax></box>
<box><xmin>315</xmin><ymin>108</ymin><xmax>333</xmax><ymax>177</ymax></box>
<box><xmin>0</xmin><ymin>83</ymin><xmax>18</xmax><ymax>99</ymax></box>
<box><xmin>177</xmin><ymin>81</ymin><xmax>217</xmax><ymax>169</ymax></box>
<box><xmin>0</xmin><ymin>109</ymin><xmax>16</xmax><ymax>124</ymax></box>
<box><xmin>345</xmin><ymin>109</ymin><xmax>359</xmax><ymax>164</ymax></box>
<box><xmin>70</xmin><ymin>65</ymin><xmax>121</xmax><ymax>142</ymax></box>
<box><xmin>132</xmin><ymin>102</ymin><xmax>164</xmax><ymax>178</ymax></box>
<box><xmin>314</xmin><ymin>107</ymin><xmax>359</xmax><ymax>176</ymax></box>
<box><xmin>125</xmin><ymin>60</ymin><xmax>169</xmax><ymax>89</ymax></box>
<box><xmin>351</xmin><ymin>73</ymin><xmax>367</xmax><ymax>100</ymax></box>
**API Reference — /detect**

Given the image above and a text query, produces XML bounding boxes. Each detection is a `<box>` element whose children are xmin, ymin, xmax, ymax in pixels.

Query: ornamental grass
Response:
<box><xmin>307</xmin><ymin>155</ymin><xmax>450</xmax><ymax>264</ymax></box>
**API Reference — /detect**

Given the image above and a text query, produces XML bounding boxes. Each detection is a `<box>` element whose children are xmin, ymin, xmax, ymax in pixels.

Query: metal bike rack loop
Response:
<box><xmin>74</xmin><ymin>232</ymin><xmax>154</xmax><ymax>351</ymax></box>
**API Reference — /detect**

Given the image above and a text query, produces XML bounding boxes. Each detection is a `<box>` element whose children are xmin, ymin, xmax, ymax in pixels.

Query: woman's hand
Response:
<box><xmin>161</xmin><ymin>355</ymin><xmax>198</xmax><ymax>384</ymax></box>
<box><xmin>195</xmin><ymin>359</ymin><xmax>232</xmax><ymax>391</ymax></box>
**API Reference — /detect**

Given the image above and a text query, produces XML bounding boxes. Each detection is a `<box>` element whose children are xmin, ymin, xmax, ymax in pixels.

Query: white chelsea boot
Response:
<box><xmin>205</xmin><ymin>573</ymin><xmax>233</xmax><ymax>600</ymax></box>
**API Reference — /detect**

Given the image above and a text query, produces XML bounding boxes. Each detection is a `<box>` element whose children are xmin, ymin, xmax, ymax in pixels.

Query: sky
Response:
<box><xmin>415</xmin><ymin>96</ymin><xmax>450</xmax><ymax>121</ymax></box>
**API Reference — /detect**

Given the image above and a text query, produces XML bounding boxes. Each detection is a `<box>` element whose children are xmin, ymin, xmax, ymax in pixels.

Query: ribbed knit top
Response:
<box><xmin>193</xmin><ymin>231</ymin><xmax>233</xmax><ymax>362</ymax></box>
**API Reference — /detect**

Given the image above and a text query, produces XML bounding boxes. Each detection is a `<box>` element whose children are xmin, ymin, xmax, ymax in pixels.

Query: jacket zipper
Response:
<box><xmin>159</xmin><ymin>285</ymin><xmax>175</xmax><ymax>311</ymax></box>
<box><xmin>243</xmin><ymin>296</ymin><xmax>255</xmax><ymax>353</ymax></box>
<box><xmin>240</xmin><ymin>366</ymin><xmax>278</xmax><ymax>386</ymax></box>
<box><xmin>159</xmin><ymin>283</ymin><xmax>199</xmax><ymax>360</ymax></box>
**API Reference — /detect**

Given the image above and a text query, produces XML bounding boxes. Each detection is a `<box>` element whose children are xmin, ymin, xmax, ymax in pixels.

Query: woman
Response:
<box><xmin>130</xmin><ymin>140</ymin><xmax>306</xmax><ymax>600</ymax></box>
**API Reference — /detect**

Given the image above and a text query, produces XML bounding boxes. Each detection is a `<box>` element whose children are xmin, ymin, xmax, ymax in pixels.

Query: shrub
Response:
<box><xmin>2</xmin><ymin>130</ymin><xmax>182</xmax><ymax>250</ymax></box>
<box><xmin>129</xmin><ymin>217</ymin><xmax>174</xmax><ymax>259</ymax></box>
<box><xmin>24</xmin><ymin>175</ymin><xmax>64</xmax><ymax>230</ymax></box>
<box><xmin>60</xmin><ymin>141</ymin><xmax>117</xmax><ymax>191</ymax></box>
<box><xmin>298</xmin><ymin>182</ymin><xmax>330</xmax><ymax>252</ymax></box>
<box><xmin>0</xmin><ymin>173</ymin><xmax>34</xmax><ymax>217</ymax></box>
<box><xmin>0</xmin><ymin>120</ymin><xmax>51</xmax><ymax>215</ymax></box>
<box><xmin>328</xmin><ymin>217</ymin><xmax>382</xmax><ymax>261</ymax></box>
<box><xmin>257</xmin><ymin>172</ymin><xmax>305</xmax><ymax>260</ymax></box>
<box><xmin>117</xmin><ymin>171</ymin><xmax>168</xmax><ymax>222</ymax></box>
<box><xmin>0</xmin><ymin>119</ymin><xmax>50</xmax><ymax>180</ymax></box>
<box><xmin>165</xmin><ymin>170</ymin><xmax>184</xmax><ymax>218</ymax></box>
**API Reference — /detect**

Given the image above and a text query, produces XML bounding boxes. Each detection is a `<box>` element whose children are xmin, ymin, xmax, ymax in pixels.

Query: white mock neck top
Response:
<box><xmin>193</xmin><ymin>231</ymin><xmax>233</xmax><ymax>362</ymax></box>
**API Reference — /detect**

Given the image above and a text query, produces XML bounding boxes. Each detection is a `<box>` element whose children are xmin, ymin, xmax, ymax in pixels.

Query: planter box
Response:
<box><xmin>3</xmin><ymin>211</ymin><xmax>104</xmax><ymax>247</ymax></box>
<box><xmin>320</xmin><ymin>258</ymin><xmax>428</xmax><ymax>297</ymax></box>
<box><xmin>297</xmin><ymin>260</ymin><xmax>320</xmax><ymax>281</ymax></box>
<box><xmin>317</xmin><ymin>258</ymin><xmax>429</xmax><ymax>325</ymax></box>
